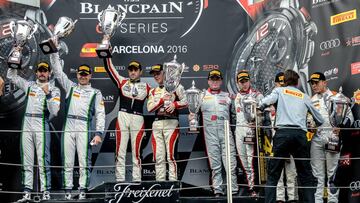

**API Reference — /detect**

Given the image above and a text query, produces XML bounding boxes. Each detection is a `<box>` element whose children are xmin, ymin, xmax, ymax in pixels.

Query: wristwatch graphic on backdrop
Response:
<box><xmin>227</xmin><ymin>0</ymin><xmax>317</xmax><ymax>96</ymax></box>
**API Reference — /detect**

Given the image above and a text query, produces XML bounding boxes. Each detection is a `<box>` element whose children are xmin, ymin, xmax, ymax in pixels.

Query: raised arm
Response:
<box><xmin>7</xmin><ymin>69</ymin><xmax>30</xmax><ymax>93</ymax></box>
<box><xmin>103</xmin><ymin>58</ymin><xmax>126</xmax><ymax>88</ymax></box>
<box><xmin>50</xmin><ymin>52</ymin><xmax>75</xmax><ymax>95</ymax></box>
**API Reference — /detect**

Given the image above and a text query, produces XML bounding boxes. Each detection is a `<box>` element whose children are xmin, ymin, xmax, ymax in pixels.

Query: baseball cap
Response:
<box><xmin>77</xmin><ymin>64</ymin><xmax>91</xmax><ymax>75</ymax></box>
<box><xmin>275</xmin><ymin>72</ymin><xmax>285</xmax><ymax>85</ymax></box>
<box><xmin>36</xmin><ymin>62</ymin><xmax>50</xmax><ymax>72</ymax></box>
<box><xmin>208</xmin><ymin>69</ymin><xmax>223</xmax><ymax>79</ymax></box>
<box><xmin>128</xmin><ymin>61</ymin><xmax>141</xmax><ymax>70</ymax></box>
<box><xmin>308</xmin><ymin>72</ymin><xmax>326</xmax><ymax>82</ymax></box>
<box><xmin>237</xmin><ymin>70</ymin><xmax>250</xmax><ymax>81</ymax></box>
<box><xmin>149</xmin><ymin>64</ymin><xmax>163</xmax><ymax>74</ymax></box>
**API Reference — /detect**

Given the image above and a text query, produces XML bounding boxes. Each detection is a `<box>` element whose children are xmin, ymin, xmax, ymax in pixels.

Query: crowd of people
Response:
<box><xmin>0</xmin><ymin>51</ymin><xmax>354</xmax><ymax>203</ymax></box>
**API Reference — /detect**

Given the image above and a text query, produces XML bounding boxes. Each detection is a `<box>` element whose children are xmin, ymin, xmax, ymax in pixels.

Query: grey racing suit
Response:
<box><xmin>234</xmin><ymin>88</ymin><xmax>263</xmax><ymax>190</ymax></box>
<box><xmin>199</xmin><ymin>88</ymin><xmax>238</xmax><ymax>195</ymax></box>
<box><xmin>103</xmin><ymin>58</ymin><xmax>150</xmax><ymax>182</ymax></box>
<box><xmin>147</xmin><ymin>84</ymin><xmax>187</xmax><ymax>181</ymax></box>
<box><xmin>310</xmin><ymin>88</ymin><xmax>354</xmax><ymax>203</ymax></box>
<box><xmin>50</xmin><ymin>53</ymin><xmax>105</xmax><ymax>190</ymax></box>
<box><xmin>7</xmin><ymin>69</ymin><xmax>60</xmax><ymax>192</ymax></box>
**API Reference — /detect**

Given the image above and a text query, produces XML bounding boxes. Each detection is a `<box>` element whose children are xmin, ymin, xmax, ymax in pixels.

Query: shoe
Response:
<box><xmin>17</xmin><ymin>191</ymin><xmax>31</xmax><ymax>202</ymax></box>
<box><xmin>79</xmin><ymin>190</ymin><xmax>86</xmax><ymax>200</ymax></box>
<box><xmin>42</xmin><ymin>191</ymin><xmax>50</xmax><ymax>200</ymax></box>
<box><xmin>64</xmin><ymin>192</ymin><xmax>72</xmax><ymax>200</ymax></box>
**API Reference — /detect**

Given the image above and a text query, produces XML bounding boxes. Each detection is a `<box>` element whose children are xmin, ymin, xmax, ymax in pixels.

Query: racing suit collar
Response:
<box><xmin>130</xmin><ymin>78</ymin><xmax>140</xmax><ymax>83</ymax></box>
<box><xmin>207</xmin><ymin>88</ymin><xmax>220</xmax><ymax>94</ymax></box>
<box><xmin>79</xmin><ymin>83</ymin><xmax>92</xmax><ymax>89</ymax></box>
<box><xmin>240</xmin><ymin>87</ymin><xmax>251</xmax><ymax>94</ymax></box>
<box><xmin>36</xmin><ymin>80</ymin><xmax>49</xmax><ymax>87</ymax></box>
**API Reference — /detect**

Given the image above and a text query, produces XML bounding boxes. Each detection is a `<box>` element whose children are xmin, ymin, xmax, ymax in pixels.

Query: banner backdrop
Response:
<box><xmin>0</xmin><ymin>0</ymin><xmax>359</xmax><ymax>202</ymax></box>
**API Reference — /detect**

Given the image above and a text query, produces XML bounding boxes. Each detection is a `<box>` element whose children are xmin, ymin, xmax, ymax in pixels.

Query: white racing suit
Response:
<box><xmin>200</xmin><ymin>89</ymin><xmax>238</xmax><ymax>195</ymax></box>
<box><xmin>147</xmin><ymin>85</ymin><xmax>187</xmax><ymax>181</ymax></box>
<box><xmin>7</xmin><ymin>69</ymin><xmax>60</xmax><ymax>192</ymax></box>
<box><xmin>51</xmin><ymin>53</ymin><xmax>105</xmax><ymax>190</ymax></box>
<box><xmin>103</xmin><ymin>58</ymin><xmax>150</xmax><ymax>182</ymax></box>
<box><xmin>310</xmin><ymin>89</ymin><xmax>353</xmax><ymax>203</ymax></box>
<box><xmin>234</xmin><ymin>88</ymin><xmax>263</xmax><ymax>191</ymax></box>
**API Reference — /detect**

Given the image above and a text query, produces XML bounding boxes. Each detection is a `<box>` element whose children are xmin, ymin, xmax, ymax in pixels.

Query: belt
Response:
<box><xmin>278</xmin><ymin>125</ymin><xmax>301</xmax><ymax>129</ymax></box>
<box><xmin>120</xmin><ymin>108</ymin><xmax>143</xmax><ymax>116</ymax></box>
<box><xmin>67</xmin><ymin>115</ymin><xmax>88</xmax><ymax>121</ymax></box>
<box><xmin>155</xmin><ymin>116</ymin><xmax>177</xmax><ymax>121</ymax></box>
<box><xmin>25</xmin><ymin>113</ymin><xmax>43</xmax><ymax>118</ymax></box>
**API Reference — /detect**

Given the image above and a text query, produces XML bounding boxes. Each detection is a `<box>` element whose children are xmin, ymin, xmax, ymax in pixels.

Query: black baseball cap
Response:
<box><xmin>149</xmin><ymin>64</ymin><xmax>163</xmax><ymax>74</ymax></box>
<box><xmin>36</xmin><ymin>62</ymin><xmax>51</xmax><ymax>72</ymax></box>
<box><xmin>208</xmin><ymin>69</ymin><xmax>223</xmax><ymax>79</ymax></box>
<box><xmin>128</xmin><ymin>61</ymin><xmax>141</xmax><ymax>70</ymax></box>
<box><xmin>237</xmin><ymin>70</ymin><xmax>250</xmax><ymax>81</ymax></box>
<box><xmin>308</xmin><ymin>72</ymin><xmax>326</xmax><ymax>82</ymax></box>
<box><xmin>77</xmin><ymin>64</ymin><xmax>91</xmax><ymax>75</ymax></box>
<box><xmin>275</xmin><ymin>72</ymin><xmax>284</xmax><ymax>85</ymax></box>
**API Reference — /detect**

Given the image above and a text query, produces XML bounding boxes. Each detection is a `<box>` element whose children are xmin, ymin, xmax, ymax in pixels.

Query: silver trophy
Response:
<box><xmin>186</xmin><ymin>81</ymin><xmax>204</xmax><ymax>133</ymax></box>
<box><xmin>163</xmin><ymin>55</ymin><xmax>185</xmax><ymax>107</ymax></box>
<box><xmin>325</xmin><ymin>87</ymin><xmax>353</xmax><ymax>152</ymax></box>
<box><xmin>96</xmin><ymin>7</ymin><xmax>126</xmax><ymax>58</ymax></box>
<box><xmin>242</xmin><ymin>94</ymin><xmax>258</xmax><ymax>144</ymax></box>
<box><xmin>39</xmin><ymin>17</ymin><xmax>77</xmax><ymax>54</ymax></box>
<box><xmin>7</xmin><ymin>18</ymin><xmax>38</xmax><ymax>69</ymax></box>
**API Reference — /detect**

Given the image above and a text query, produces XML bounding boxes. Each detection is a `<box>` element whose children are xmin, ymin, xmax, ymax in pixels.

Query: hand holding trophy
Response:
<box><xmin>185</xmin><ymin>81</ymin><xmax>204</xmax><ymax>133</ymax></box>
<box><xmin>242</xmin><ymin>94</ymin><xmax>258</xmax><ymax>144</ymax></box>
<box><xmin>325</xmin><ymin>87</ymin><xmax>353</xmax><ymax>152</ymax></box>
<box><xmin>96</xmin><ymin>7</ymin><xmax>126</xmax><ymax>58</ymax></box>
<box><xmin>7</xmin><ymin>18</ymin><xmax>38</xmax><ymax>69</ymax></box>
<box><xmin>163</xmin><ymin>55</ymin><xmax>185</xmax><ymax>107</ymax></box>
<box><xmin>39</xmin><ymin>17</ymin><xmax>77</xmax><ymax>54</ymax></box>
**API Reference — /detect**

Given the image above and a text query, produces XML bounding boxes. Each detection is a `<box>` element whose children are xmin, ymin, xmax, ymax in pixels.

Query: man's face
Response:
<box><xmin>208</xmin><ymin>77</ymin><xmax>222</xmax><ymax>90</ymax></box>
<box><xmin>238</xmin><ymin>79</ymin><xmax>250</xmax><ymax>91</ymax></box>
<box><xmin>77</xmin><ymin>72</ymin><xmax>91</xmax><ymax>85</ymax></box>
<box><xmin>152</xmin><ymin>71</ymin><xmax>164</xmax><ymax>84</ymax></box>
<box><xmin>36</xmin><ymin>68</ymin><xmax>50</xmax><ymax>83</ymax></box>
<box><xmin>310</xmin><ymin>80</ymin><xmax>327</xmax><ymax>94</ymax></box>
<box><xmin>128</xmin><ymin>67</ymin><xmax>142</xmax><ymax>80</ymax></box>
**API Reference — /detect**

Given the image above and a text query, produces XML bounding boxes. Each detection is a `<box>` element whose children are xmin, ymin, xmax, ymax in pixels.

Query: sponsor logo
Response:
<box><xmin>193</xmin><ymin>64</ymin><xmax>200</xmax><ymax>72</ymax></box>
<box><xmin>350</xmin><ymin>181</ymin><xmax>360</xmax><ymax>191</ymax></box>
<box><xmin>189</xmin><ymin>168</ymin><xmax>210</xmax><ymax>174</ymax></box>
<box><xmin>339</xmin><ymin>153</ymin><xmax>351</xmax><ymax>166</ymax></box>
<box><xmin>354</xmin><ymin>120</ymin><xmax>360</xmax><ymax>128</ymax></box>
<box><xmin>353</xmin><ymin>89</ymin><xmax>360</xmax><ymax>104</ymax></box>
<box><xmin>312</xmin><ymin>0</ymin><xmax>340</xmax><ymax>8</ymax></box>
<box><xmin>79</xmin><ymin>0</ymin><xmax>207</xmax><ymax>37</ymax></box>
<box><xmin>94</xmin><ymin>66</ymin><xmax>106</xmax><ymax>73</ymax></box>
<box><xmin>103</xmin><ymin>95</ymin><xmax>115</xmax><ymax>103</ymax></box>
<box><xmin>284</xmin><ymin>89</ymin><xmax>304</xmax><ymax>99</ymax></box>
<box><xmin>80</xmin><ymin>43</ymin><xmax>98</xmax><ymax>57</ymax></box>
<box><xmin>323</xmin><ymin>67</ymin><xmax>339</xmax><ymax>80</ymax></box>
<box><xmin>108</xmin><ymin>182</ymin><xmax>175</xmax><ymax>203</ymax></box>
<box><xmin>351</xmin><ymin>62</ymin><xmax>360</xmax><ymax>75</ymax></box>
<box><xmin>319</xmin><ymin>38</ymin><xmax>340</xmax><ymax>50</ymax></box>
<box><xmin>345</xmin><ymin>35</ymin><xmax>360</xmax><ymax>47</ymax></box>
<box><xmin>330</xmin><ymin>9</ymin><xmax>357</xmax><ymax>26</ymax></box>
<box><xmin>202</xmin><ymin>64</ymin><xmax>219</xmax><ymax>71</ymax></box>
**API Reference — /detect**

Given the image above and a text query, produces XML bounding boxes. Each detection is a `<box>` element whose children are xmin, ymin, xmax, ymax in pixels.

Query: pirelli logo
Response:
<box><xmin>284</xmin><ymin>89</ymin><xmax>304</xmax><ymax>99</ymax></box>
<box><xmin>94</xmin><ymin>66</ymin><xmax>106</xmax><ymax>73</ymax></box>
<box><xmin>331</xmin><ymin>9</ymin><xmax>357</xmax><ymax>26</ymax></box>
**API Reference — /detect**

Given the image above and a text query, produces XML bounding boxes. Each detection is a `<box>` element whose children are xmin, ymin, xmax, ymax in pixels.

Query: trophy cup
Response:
<box><xmin>7</xmin><ymin>18</ymin><xmax>38</xmax><ymax>69</ymax></box>
<box><xmin>39</xmin><ymin>17</ymin><xmax>77</xmax><ymax>54</ymax></box>
<box><xmin>325</xmin><ymin>87</ymin><xmax>353</xmax><ymax>152</ymax></box>
<box><xmin>242</xmin><ymin>94</ymin><xmax>258</xmax><ymax>144</ymax></box>
<box><xmin>163</xmin><ymin>55</ymin><xmax>185</xmax><ymax>107</ymax></box>
<box><xmin>96</xmin><ymin>7</ymin><xmax>126</xmax><ymax>58</ymax></box>
<box><xmin>186</xmin><ymin>81</ymin><xmax>204</xmax><ymax>133</ymax></box>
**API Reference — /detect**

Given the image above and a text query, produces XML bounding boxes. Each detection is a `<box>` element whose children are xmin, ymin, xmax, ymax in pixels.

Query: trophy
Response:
<box><xmin>242</xmin><ymin>94</ymin><xmax>258</xmax><ymax>144</ymax></box>
<box><xmin>96</xmin><ymin>7</ymin><xmax>126</xmax><ymax>58</ymax></box>
<box><xmin>163</xmin><ymin>55</ymin><xmax>185</xmax><ymax>107</ymax></box>
<box><xmin>39</xmin><ymin>17</ymin><xmax>77</xmax><ymax>54</ymax></box>
<box><xmin>185</xmin><ymin>81</ymin><xmax>204</xmax><ymax>133</ymax></box>
<box><xmin>325</xmin><ymin>87</ymin><xmax>353</xmax><ymax>152</ymax></box>
<box><xmin>7</xmin><ymin>18</ymin><xmax>38</xmax><ymax>69</ymax></box>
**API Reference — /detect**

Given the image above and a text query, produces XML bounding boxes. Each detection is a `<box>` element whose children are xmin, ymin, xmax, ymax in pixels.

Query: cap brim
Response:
<box><xmin>150</xmin><ymin>70</ymin><xmax>161</xmax><ymax>74</ymax></box>
<box><xmin>238</xmin><ymin>77</ymin><xmax>250</xmax><ymax>81</ymax></box>
<box><xmin>37</xmin><ymin>67</ymin><xmax>49</xmax><ymax>72</ymax></box>
<box><xmin>308</xmin><ymin>78</ymin><xmax>320</xmax><ymax>82</ymax></box>
<box><xmin>78</xmin><ymin>71</ymin><xmax>90</xmax><ymax>75</ymax></box>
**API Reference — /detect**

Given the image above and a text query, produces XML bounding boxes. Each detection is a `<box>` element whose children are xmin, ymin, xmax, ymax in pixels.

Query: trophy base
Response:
<box><xmin>187</xmin><ymin>128</ymin><xmax>200</xmax><ymax>134</ymax></box>
<box><xmin>325</xmin><ymin>144</ymin><xmax>340</xmax><ymax>153</ymax></box>
<box><xmin>243</xmin><ymin>137</ymin><xmax>255</xmax><ymax>145</ymax></box>
<box><xmin>7</xmin><ymin>56</ymin><xmax>22</xmax><ymax>69</ymax></box>
<box><xmin>39</xmin><ymin>40</ymin><xmax>58</xmax><ymax>54</ymax></box>
<box><xmin>96</xmin><ymin>44</ymin><xmax>112</xmax><ymax>58</ymax></box>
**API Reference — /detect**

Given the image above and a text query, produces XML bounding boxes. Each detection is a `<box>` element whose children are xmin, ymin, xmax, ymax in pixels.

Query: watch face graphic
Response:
<box><xmin>227</xmin><ymin>4</ymin><xmax>317</xmax><ymax>95</ymax></box>
<box><xmin>0</xmin><ymin>13</ymin><xmax>52</xmax><ymax>116</ymax></box>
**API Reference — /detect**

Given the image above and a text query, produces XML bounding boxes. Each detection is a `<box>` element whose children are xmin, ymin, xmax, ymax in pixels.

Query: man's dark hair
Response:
<box><xmin>284</xmin><ymin>69</ymin><xmax>299</xmax><ymax>86</ymax></box>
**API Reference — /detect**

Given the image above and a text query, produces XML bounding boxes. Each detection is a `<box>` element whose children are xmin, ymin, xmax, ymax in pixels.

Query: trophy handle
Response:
<box><xmin>9</xmin><ymin>21</ymin><xmax>16</xmax><ymax>38</ymax></box>
<box><xmin>27</xmin><ymin>24</ymin><xmax>38</xmax><ymax>40</ymax></box>
<box><xmin>117</xmin><ymin>12</ymin><xmax>127</xmax><ymax>26</ymax></box>
<box><xmin>180</xmin><ymin>63</ymin><xmax>185</xmax><ymax>75</ymax></box>
<box><xmin>97</xmin><ymin>10</ymin><xmax>104</xmax><ymax>29</ymax></box>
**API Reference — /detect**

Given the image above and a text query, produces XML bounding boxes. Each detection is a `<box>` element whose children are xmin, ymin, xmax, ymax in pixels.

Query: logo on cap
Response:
<box><xmin>78</xmin><ymin>65</ymin><xmax>91</xmax><ymax>75</ymax></box>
